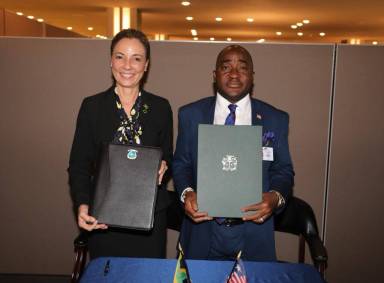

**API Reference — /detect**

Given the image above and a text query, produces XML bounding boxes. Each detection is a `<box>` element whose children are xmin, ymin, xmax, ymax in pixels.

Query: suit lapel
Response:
<box><xmin>103</xmin><ymin>87</ymin><xmax>120</xmax><ymax>139</ymax></box>
<box><xmin>139</xmin><ymin>90</ymin><xmax>151</xmax><ymax>129</ymax></box>
<box><xmin>203</xmin><ymin>96</ymin><xmax>216</xmax><ymax>124</ymax></box>
<box><xmin>251</xmin><ymin>98</ymin><xmax>263</xmax><ymax>126</ymax></box>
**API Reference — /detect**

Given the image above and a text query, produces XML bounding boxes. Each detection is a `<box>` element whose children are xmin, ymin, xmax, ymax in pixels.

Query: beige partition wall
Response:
<box><xmin>0</xmin><ymin>38</ymin><xmax>111</xmax><ymax>274</ymax></box>
<box><xmin>325</xmin><ymin>45</ymin><xmax>384</xmax><ymax>283</ymax></box>
<box><xmin>1</xmin><ymin>37</ymin><xmax>334</xmax><ymax>275</ymax></box>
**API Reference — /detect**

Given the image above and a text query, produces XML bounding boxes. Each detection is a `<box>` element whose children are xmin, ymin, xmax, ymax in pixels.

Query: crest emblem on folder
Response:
<box><xmin>127</xmin><ymin>149</ymin><xmax>138</xmax><ymax>160</ymax></box>
<box><xmin>222</xmin><ymin>155</ymin><xmax>238</xmax><ymax>171</ymax></box>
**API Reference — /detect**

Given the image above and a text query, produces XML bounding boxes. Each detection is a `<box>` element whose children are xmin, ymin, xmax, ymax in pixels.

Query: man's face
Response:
<box><xmin>214</xmin><ymin>46</ymin><xmax>254</xmax><ymax>103</ymax></box>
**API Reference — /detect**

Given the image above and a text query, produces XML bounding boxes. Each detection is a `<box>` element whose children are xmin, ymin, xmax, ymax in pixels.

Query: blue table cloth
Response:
<box><xmin>80</xmin><ymin>257</ymin><xmax>325</xmax><ymax>283</ymax></box>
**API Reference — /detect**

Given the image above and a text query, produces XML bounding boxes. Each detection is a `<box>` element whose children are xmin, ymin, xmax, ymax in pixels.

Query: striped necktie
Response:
<box><xmin>225</xmin><ymin>104</ymin><xmax>237</xmax><ymax>125</ymax></box>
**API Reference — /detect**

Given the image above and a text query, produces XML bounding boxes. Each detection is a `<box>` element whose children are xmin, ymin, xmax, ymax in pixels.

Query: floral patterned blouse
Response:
<box><xmin>112</xmin><ymin>89</ymin><xmax>149</xmax><ymax>145</ymax></box>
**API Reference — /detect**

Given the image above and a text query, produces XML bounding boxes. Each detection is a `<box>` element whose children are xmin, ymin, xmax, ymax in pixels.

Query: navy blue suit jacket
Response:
<box><xmin>172</xmin><ymin>96</ymin><xmax>294</xmax><ymax>261</ymax></box>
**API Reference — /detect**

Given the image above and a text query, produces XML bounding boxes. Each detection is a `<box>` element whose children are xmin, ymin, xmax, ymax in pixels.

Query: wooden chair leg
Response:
<box><xmin>71</xmin><ymin>246</ymin><xmax>87</xmax><ymax>283</ymax></box>
<box><xmin>298</xmin><ymin>234</ymin><xmax>305</xmax><ymax>263</ymax></box>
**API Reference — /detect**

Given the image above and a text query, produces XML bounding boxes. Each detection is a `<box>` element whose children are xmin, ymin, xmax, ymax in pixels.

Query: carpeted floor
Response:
<box><xmin>0</xmin><ymin>274</ymin><xmax>71</xmax><ymax>283</ymax></box>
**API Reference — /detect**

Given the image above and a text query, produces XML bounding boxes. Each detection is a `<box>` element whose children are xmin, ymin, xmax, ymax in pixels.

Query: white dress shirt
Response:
<box><xmin>213</xmin><ymin>93</ymin><xmax>252</xmax><ymax>125</ymax></box>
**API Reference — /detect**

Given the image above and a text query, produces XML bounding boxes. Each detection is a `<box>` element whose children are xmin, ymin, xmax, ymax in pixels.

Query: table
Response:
<box><xmin>80</xmin><ymin>257</ymin><xmax>325</xmax><ymax>283</ymax></box>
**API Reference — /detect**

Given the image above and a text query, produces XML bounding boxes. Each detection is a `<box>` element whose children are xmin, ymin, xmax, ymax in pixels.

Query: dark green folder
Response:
<box><xmin>197</xmin><ymin>124</ymin><xmax>262</xmax><ymax>218</ymax></box>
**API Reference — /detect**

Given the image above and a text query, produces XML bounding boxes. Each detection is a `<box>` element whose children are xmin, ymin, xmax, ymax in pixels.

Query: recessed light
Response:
<box><xmin>67</xmin><ymin>27</ymin><xmax>73</xmax><ymax>30</ymax></box>
<box><xmin>16</xmin><ymin>12</ymin><xmax>23</xmax><ymax>16</ymax></box>
<box><xmin>96</xmin><ymin>34</ymin><xmax>101</xmax><ymax>38</ymax></box>
<box><xmin>247</xmin><ymin>18</ymin><xmax>254</xmax><ymax>23</ymax></box>
<box><xmin>181</xmin><ymin>1</ymin><xmax>190</xmax><ymax>6</ymax></box>
<box><xmin>297</xmin><ymin>32</ymin><xmax>303</xmax><ymax>36</ymax></box>
<box><xmin>27</xmin><ymin>15</ymin><xmax>34</xmax><ymax>19</ymax></box>
<box><xmin>210</xmin><ymin>37</ymin><xmax>215</xmax><ymax>41</ymax></box>
<box><xmin>296</xmin><ymin>23</ymin><xmax>303</xmax><ymax>27</ymax></box>
<box><xmin>186</xmin><ymin>16</ymin><xmax>193</xmax><ymax>21</ymax></box>
<box><xmin>193</xmin><ymin>37</ymin><xmax>198</xmax><ymax>40</ymax></box>
<box><xmin>303</xmin><ymin>19</ymin><xmax>310</xmax><ymax>24</ymax></box>
<box><xmin>257</xmin><ymin>39</ymin><xmax>265</xmax><ymax>43</ymax></box>
<box><xmin>319</xmin><ymin>32</ymin><xmax>326</xmax><ymax>37</ymax></box>
<box><xmin>37</xmin><ymin>18</ymin><xmax>44</xmax><ymax>22</ymax></box>
<box><xmin>191</xmin><ymin>29</ymin><xmax>197</xmax><ymax>36</ymax></box>
<box><xmin>276</xmin><ymin>31</ymin><xmax>282</xmax><ymax>36</ymax></box>
<box><xmin>372</xmin><ymin>41</ymin><xmax>378</xmax><ymax>45</ymax></box>
<box><xmin>88</xmin><ymin>27</ymin><xmax>94</xmax><ymax>31</ymax></box>
<box><xmin>291</xmin><ymin>25</ymin><xmax>297</xmax><ymax>29</ymax></box>
<box><xmin>215</xmin><ymin>17</ymin><xmax>223</xmax><ymax>22</ymax></box>
<box><xmin>227</xmin><ymin>37</ymin><xmax>232</xmax><ymax>41</ymax></box>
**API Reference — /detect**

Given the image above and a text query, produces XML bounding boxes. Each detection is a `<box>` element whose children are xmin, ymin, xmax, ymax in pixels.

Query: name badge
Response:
<box><xmin>262</xmin><ymin>147</ymin><xmax>274</xmax><ymax>161</ymax></box>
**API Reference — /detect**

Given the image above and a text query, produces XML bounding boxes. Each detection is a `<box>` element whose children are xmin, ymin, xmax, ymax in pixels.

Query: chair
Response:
<box><xmin>274</xmin><ymin>196</ymin><xmax>328</xmax><ymax>276</ymax></box>
<box><xmin>71</xmin><ymin>231</ymin><xmax>88</xmax><ymax>283</ymax></box>
<box><xmin>71</xmin><ymin>195</ymin><xmax>327</xmax><ymax>282</ymax></box>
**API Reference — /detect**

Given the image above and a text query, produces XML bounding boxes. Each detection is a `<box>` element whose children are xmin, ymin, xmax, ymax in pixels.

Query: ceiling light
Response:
<box><xmin>193</xmin><ymin>37</ymin><xmax>198</xmax><ymax>41</ymax></box>
<box><xmin>96</xmin><ymin>34</ymin><xmax>101</xmax><ymax>38</ymax></box>
<box><xmin>276</xmin><ymin>31</ymin><xmax>282</xmax><ymax>36</ymax></box>
<box><xmin>246</xmin><ymin>18</ymin><xmax>254</xmax><ymax>23</ymax></box>
<box><xmin>191</xmin><ymin>29</ymin><xmax>197</xmax><ymax>36</ymax></box>
<box><xmin>257</xmin><ymin>39</ymin><xmax>265</xmax><ymax>43</ymax></box>
<box><xmin>303</xmin><ymin>19</ymin><xmax>310</xmax><ymax>24</ymax></box>
<box><xmin>186</xmin><ymin>16</ymin><xmax>193</xmax><ymax>21</ymax></box>
<box><xmin>296</xmin><ymin>23</ymin><xmax>303</xmax><ymax>27</ymax></box>
<box><xmin>372</xmin><ymin>41</ymin><xmax>378</xmax><ymax>45</ymax></box>
<box><xmin>227</xmin><ymin>37</ymin><xmax>232</xmax><ymax>41</ymax></box>
<box><xmin>210</xmin><ymin>37</ymin><xmax>215</xmax><ymax>41</ymax></box>
<box><xmin>297</xmin><ymin>32</ymin><xmax>303</xmax><ymax>36</ymax></box>
<box><xmin>319</xmin><ymin>32</ymin><xmax>326</xmax><ymax>37</ymax></box>
<box><xmin>88</xmin><ymin>27</ymin><xmax>94</xmax><ymax>31</ymax></box>
<box><xmin>215</xmin><ymin>17</ymin><xmax>223</xmax><ymax>22</ymax></box>
<box><xmin>27</xmin><ymin>15</ymin><xmax>34</xmax><ymax>19</ymax></box>
<box><xmin>181</xmin><ymin>1</ymin><xmax>191</xmax><ymax>6</ymax></box>
<box><xmin>16</xmin><ymin>12</ymin><xmax>23</xmax><ymax>16</ymax></box>
<box><xmin>67</xmin><ymin>27</ymin><xmax>73</xmax><ymax>30</ymax></box>
<box><xmin>291</xmin><ymin>25</ymin><xmax>297</xmax><ymax>29</ymax></box>
<box><xmin>37</xmin><ymin>18</ymin><xmax>44</xmax><ymax>22</ymax></box>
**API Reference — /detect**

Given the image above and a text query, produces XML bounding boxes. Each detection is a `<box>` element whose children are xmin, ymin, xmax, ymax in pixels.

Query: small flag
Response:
<box><xmin>173</xmin><ymin>243</ymin><xmax>192</xmax><ymax>283</ymax></box>
<box><xmin>227</xmin><ymin>251</ymin><xmax>247</xmax><ymax>283</ymax></box>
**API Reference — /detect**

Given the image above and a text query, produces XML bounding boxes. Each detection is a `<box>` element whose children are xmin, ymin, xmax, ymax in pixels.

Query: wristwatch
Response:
<box><xmin>270</xmin><ymin>190</ymin><xmax>285</xmax><ymax>208</ymax></box>
<box><xmin>180</xmin><ymin>187</ymin><xmax>194</xmax><ymax>203</ymax></box>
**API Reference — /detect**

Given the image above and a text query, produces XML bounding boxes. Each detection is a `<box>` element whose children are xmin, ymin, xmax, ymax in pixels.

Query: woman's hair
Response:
<box><xmin>110</xmin><ymin>28</ymin><xmax>150</xmax><ymax>60</ymax></box>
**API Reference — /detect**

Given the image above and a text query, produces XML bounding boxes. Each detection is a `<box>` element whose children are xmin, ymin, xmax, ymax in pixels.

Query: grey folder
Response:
<box><xmin>91</xmin><ymin>143</ymin><xmax>162</xmax><ymax>230</ymax></box>
<box><xmin>197</xmin><ymin>124</ymin><xmax>262</xmax><ymax>218</ymax></box>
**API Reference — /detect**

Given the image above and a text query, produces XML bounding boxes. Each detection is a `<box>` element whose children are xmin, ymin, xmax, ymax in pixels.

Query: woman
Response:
<box><xmin>68</xmin><ymin>29</ymin><xmax>173</xmax><ymax>259</ymax></box>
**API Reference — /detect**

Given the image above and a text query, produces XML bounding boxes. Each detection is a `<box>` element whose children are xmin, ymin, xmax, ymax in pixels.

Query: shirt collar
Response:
<box><xmin>216</xmin><ymin>92</ymin><xmax>251</xmax><ymax>111</ymax></box>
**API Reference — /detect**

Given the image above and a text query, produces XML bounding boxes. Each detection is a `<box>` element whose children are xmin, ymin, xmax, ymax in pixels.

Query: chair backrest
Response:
<box><xmin>274</xmin><ymin>196</ymin><xmax>328</xmax><ymax>277</ymax></box>
<box><xmin>274</xmin><ymin>196</ymin><xmax>320</xmax><ymax>238</ymax></box>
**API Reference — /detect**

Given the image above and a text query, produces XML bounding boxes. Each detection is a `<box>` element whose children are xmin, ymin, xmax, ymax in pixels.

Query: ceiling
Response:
<box><xmin>1</xmin><ymin>0</ymin><xmax>383</xmax><ymax>43</ymax></box>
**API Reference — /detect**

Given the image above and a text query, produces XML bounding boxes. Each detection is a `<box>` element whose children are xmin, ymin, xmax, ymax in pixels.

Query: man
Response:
<box><xmin>173</xmin><ymin>45</ymin><xmax>294</xmax><ymax>261</ymax></box>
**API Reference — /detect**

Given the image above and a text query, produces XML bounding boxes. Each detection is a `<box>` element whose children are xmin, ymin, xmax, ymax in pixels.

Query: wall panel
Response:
<box><xmin>325</xmin><ymin>45</ymin><xmax>384</xmax><ymax>283</ymax></box>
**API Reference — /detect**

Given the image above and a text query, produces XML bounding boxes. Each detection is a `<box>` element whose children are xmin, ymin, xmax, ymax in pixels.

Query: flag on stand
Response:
<box><xmin>227</xmin><ymin>251</ymin><xmax>247</xmax><ymax>283</ymax></box>
<box><xmin>173</xmin><ymin>243</ymin><xmax>192</xmax><ymax>283</ymax></box>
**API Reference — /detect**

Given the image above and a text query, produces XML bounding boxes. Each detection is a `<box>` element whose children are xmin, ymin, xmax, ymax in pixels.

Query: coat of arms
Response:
<box><xmin>127</xmin><ymin>149</ymin><xmax>138</xmax><ymax>160</ymax></box>
<box><xmin>222</xmin><ymin>155</ymin><xmax>238</xmax><ymax>171</ymax></box>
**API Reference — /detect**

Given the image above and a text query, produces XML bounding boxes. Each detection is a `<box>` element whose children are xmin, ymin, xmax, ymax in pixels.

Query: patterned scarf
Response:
<box><xmin>112</xmin><ymin>89</ymin><xmax>143</xmax><ymax>145</ymax></box>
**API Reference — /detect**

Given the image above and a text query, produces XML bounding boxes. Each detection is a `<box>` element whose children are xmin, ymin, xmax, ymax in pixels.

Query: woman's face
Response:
<box><xmin>111</xmin><ymin>38</ymin><xmax>149</xmax><ymax>89</ymax></box>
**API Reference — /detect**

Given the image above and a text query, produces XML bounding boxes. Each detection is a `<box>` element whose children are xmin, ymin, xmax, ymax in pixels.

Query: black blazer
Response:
<box><xmin>68</xmin><ymin>86</ymin><xmax>173</xmax><ymax>211</ymax></box>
